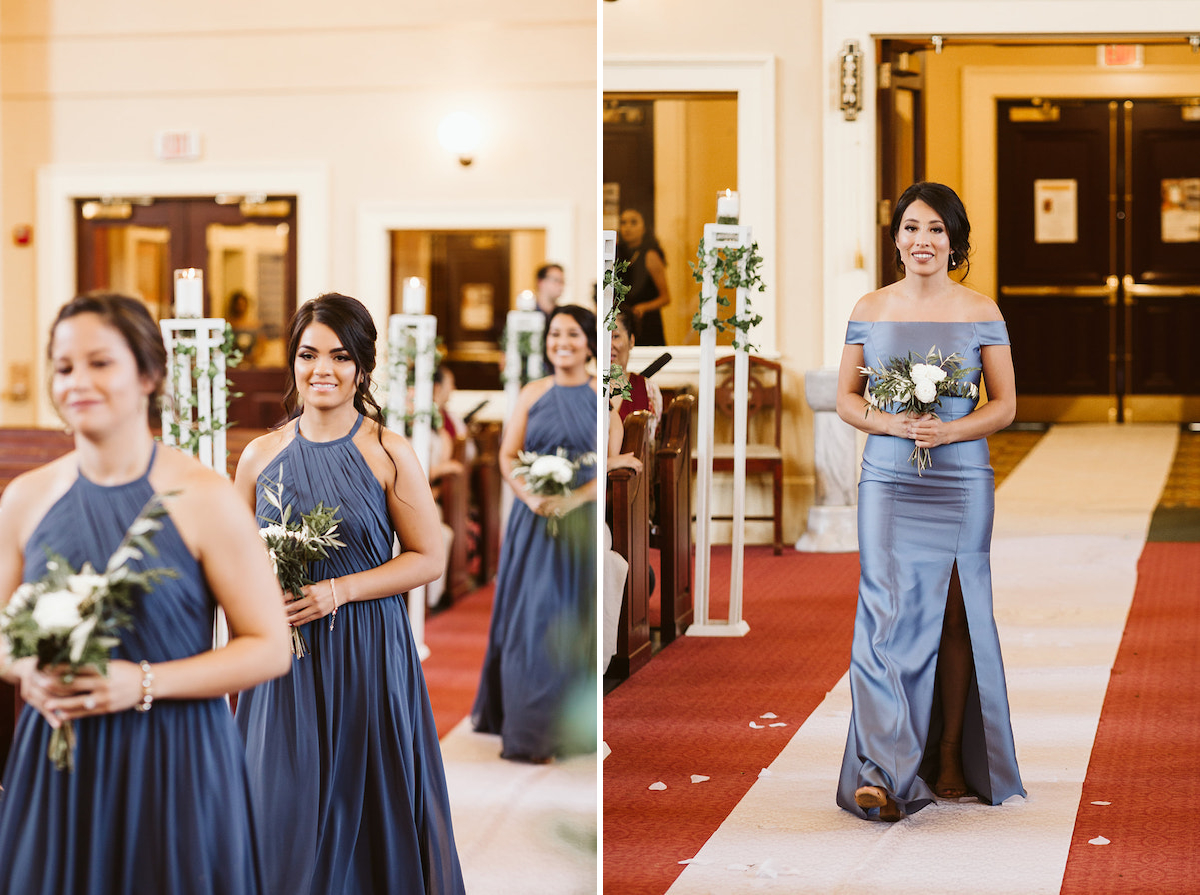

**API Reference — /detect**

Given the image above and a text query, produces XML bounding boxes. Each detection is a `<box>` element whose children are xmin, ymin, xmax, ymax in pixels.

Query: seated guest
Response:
<box><xmin>609</xmin><ymin>308</ymin><xmax>663</xmax><ymax>443</ymax></box>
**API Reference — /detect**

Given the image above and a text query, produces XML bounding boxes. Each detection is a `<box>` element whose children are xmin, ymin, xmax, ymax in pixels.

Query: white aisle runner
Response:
<box><xmin>442</xmin><ymin>719</ymin><xmax>598</xmax><ymax>895</ymax></box>
<box><xmin>667</xmin><ymin>424</ymin><xmax>1177</xmax><ymax>895</ymax></box>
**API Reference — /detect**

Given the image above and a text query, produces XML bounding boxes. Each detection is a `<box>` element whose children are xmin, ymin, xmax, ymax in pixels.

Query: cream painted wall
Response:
<box><xmin>0</xmin><ymin>0</ymin><xmax>596</xmax><ymax>424</ymax></box>
<box><xmin>605</xmin><ymin>0</ymin><xmax>826</xmax><ymax>546</ymax></box>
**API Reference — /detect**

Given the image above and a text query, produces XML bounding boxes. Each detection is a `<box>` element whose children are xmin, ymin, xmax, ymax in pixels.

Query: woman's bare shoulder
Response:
<box><xmin>954</xmin><ymin>284</ymin><xmax>1004</xmax><ymax>321</ymax></box>
<box><xmin>849</xmin><ymin>286</ymin><xmax>897</xmax><ymax>322</ymax></box>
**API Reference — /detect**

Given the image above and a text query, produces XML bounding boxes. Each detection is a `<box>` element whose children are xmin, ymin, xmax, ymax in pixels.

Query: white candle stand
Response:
<box><xmin>687</xmin><ymin>221</ymin><xmax>756</xmax><ymax>638</ymax></box>
<box><xmin>162</xmin><ymin>270</ymin><xmax>233</xmax><ymax>662</ymax></box>
<box><xmin>600</xmin><ymin>229</ymin><xmax>617</xmax><ymax>449</ymax></box>
<box><xmin>503</xmin><ymin>301</ymin><xmax>546</xmax><ymax>414</ymax></box>
<box><xmin>387</xmin><ymin>312</ymin><xmax>439</xmax><ymax>661</ymax></box>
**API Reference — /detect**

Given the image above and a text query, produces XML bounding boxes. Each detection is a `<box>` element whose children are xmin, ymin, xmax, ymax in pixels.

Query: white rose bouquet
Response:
<box><xmin>859</xmin><ymin>346</ymin><xmax>980</xmax><ymax>474</ymax></box>
<box><xmin>258</xmin><ymin>466</ymin><xmax>346</xmax><ymax>658</ymax></box>
<box><xmin>512</xmin><ymin>447</ymin><xmax>597</xmax><ymax>536</ymax></box>
<box><xmin>1</xmin><ymin>493</ymin><xmax>177</xmax><ymax>771</ymax></box>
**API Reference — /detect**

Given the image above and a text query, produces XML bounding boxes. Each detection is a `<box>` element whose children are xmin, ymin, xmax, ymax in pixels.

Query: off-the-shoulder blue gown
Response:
<box><xmin>837</xmin><ymin>321</ymin><xmax>1026</xmax><ymax>818</ymax></box>
<box><xmin>235</xmin><ymin>415</ymin><xmax>464</xmax><ymax>894</ymax></box>
<box><xmin>0</xmin><ymin>446</ymin><xmax>267</xmax><ymax>894</ymax></box>
<box><xmin>472</xmin><ymin>381</ymin><xmax>598</xmax><ymax>761</ymax></box>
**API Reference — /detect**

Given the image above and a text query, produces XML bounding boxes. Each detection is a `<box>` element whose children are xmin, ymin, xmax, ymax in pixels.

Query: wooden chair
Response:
<box><xmin>652</xmin><ymin>394</ymin><xmax>695</xmax><ymax>643</ymax></box>
<box><xmin>696</xmin><ymin>355</ymin><xmax>785</xmax><ymax>555</ymax></box>
<box><xmin>606</xmin><ymin>410</ymin><xmax>652</xmax><ymax>681</ymax></box>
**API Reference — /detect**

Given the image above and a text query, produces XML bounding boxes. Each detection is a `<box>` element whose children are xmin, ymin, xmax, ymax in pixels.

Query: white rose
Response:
<box><xmin>67</xmin><ymin>571</ymin><xmax>108</xmax><ymax>600</ymax></box>
<box><xmin>31</xmin><ymin>590</ymin><xmax>85</xmax><ymax>631</ymax></box>
<box><xmin>6</xmin><ymin>582</ymin><xmax>38</xmax><ymax>615</ymax></box>
<box><xmin>968</xmin><ymin>382</ymin><xmax>979</xmax><ymax>399</ymax></box>
<box><xmin>896</xmin><ymin>388</ymin><xmax>912</xmax><ymax>404</ymax></box>
<box><xmin>914</xmin><ymin>380</ymin><xmax>938</xmax><ymax>403</ymax></box>
<box><xmin>530</xmin><ymin>455</ymin><xmax>574</xmax><ymax>485</ymax></box>
<box><xmin>911</xmin><ymin>363</ymin><xmax>947</xmax><ymax>385</ymax></box>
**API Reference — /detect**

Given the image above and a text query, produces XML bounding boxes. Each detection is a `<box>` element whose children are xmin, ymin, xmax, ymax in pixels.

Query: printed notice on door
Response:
<box><xmin>1161</xmin><ymin>178</ymin><xmax>1200</xmax><ymax>243</ymax></box>
<box><xmin>1034</xmin><ymin>179</ymin><xmax>1078</xmax><ymax>244</ymax></box>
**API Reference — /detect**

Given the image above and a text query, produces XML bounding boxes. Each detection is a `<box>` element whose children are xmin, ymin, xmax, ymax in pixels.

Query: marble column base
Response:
<box><xmin>795</xmin><ymin>504</ymin><xmax>858</xmax><ymax>553</ymax></box>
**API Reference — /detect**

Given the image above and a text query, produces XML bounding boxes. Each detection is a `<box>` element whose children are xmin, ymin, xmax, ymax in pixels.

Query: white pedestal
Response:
<box><xmin>795</xmin><ymin>366</ymin><xmax>859</xmax><ymax>553</ymax></box>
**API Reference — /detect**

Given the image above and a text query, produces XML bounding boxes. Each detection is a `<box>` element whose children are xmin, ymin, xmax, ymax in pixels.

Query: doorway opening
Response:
<box><xmin>875</xmin><ymin>36</ymin><xmax>1200</xmax><ymax>422</ymax></box>
<box><xmin>390</xmin><ymin>229</ymin><xmax>547</xmax><ymax>391</ymax></box>
<box><xmin>75</xmin><ymin>195</ymin><xmax>298</xmax><ymax>428</ymax></box>
<box><xmin>603</xmin><ymin>92</ymin><xmax>738</xmax><ymax>346</ymax></box>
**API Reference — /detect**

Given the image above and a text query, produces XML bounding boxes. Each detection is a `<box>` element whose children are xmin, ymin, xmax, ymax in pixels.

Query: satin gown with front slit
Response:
<box><xmin>836</xmin><ymin>320</ymin><xmax>1025</xmax><ymax>819</ymax></box>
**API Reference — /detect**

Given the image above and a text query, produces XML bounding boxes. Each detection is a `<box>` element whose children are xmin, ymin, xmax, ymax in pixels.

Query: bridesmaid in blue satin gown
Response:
<box><xmin>835</xmin><ymin>183</ymin><xmax>1026</xmax><ymax>821</ymax></box>
<box><xmin>233</xmin><ymin>294</ymin><xmax>464</xmax><ymax>893</ymax></box>
<box><xmin>0</xmin><ymin>293</ymin><xmax>291</xmax><ymax>893</ymax></box>
<box><xmin>472</xmin><ymin>305</ymin><xmax>599</xmax><ymax>763</ymax></box>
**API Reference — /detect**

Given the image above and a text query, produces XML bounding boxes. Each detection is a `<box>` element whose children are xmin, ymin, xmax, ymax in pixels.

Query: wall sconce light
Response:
<box><xmin>839</xmin><ymin>40</ymin><xmax>863</xmax><ymax>121</ymax></box>
<box><xmin>437</xmin><ymin>112</ymin><xmax>483</xmax><ymax>167</ymax></box>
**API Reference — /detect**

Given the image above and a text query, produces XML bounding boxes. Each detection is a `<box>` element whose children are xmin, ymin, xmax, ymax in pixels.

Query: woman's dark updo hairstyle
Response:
<box><xmin>283</xmin><ymin>292</ymin><xmax>382</xmax><ymax>422</ymax></box>
<box><xmin>50</xmin><ymin>292</ymin><xmax>168</xmax><ymax>417</ymax></box>
<box><xmin>890</xmin><ymin>181</ymin><xmax>972</xmax><ymax>277</ymax></box>
<box><xmin>614</xmin><ymin>308</ymin><xmax>638</xmax><ymax>344</ymax></box>
<box><xmin>546</xmin><ymin>304</ymin><xmax>597</xmax><ymax>362</ymax></box>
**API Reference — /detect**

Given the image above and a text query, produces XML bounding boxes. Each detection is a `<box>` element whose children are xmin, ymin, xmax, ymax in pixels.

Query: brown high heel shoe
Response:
<box><xmin>855</xmin><ymin>785</ymin><xmax>903</xmax><ymax>822</ymax></box>
<box><xmin>934</xmin><ymin>739</ymin><xmax>969</xmax><ymax>799</ymax></box>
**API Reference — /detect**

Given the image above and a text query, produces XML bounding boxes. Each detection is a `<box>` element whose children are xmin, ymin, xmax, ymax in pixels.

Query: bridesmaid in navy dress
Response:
<box><xmin>0</xmin><ymin>292</ymin><xmax>291</xmax><ymax>893</ymax></box>
<box><xmin>472</xmin><ymin>305</ymin><xmax>599</xmax><ymax>763</ymax></box>
<box><xmin>233</xmin><ymin>293</ymin><xmax>464</xmax><ymax>894</ymax></box>
<box><xmin>835</xmin><ymin>183</ymin><xmax>1025</xmax><ymax>821</ymax></box>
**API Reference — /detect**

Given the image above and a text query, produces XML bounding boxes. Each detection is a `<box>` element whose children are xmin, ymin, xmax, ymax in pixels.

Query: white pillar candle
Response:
<box><xmin>716</xmin><ymin>189</ymin><xmax>740</xmax><ymax>223</ymax></box>
<box><xmin>516</xmin><ymin>289</ymin><xmax>536</xmax><ymax>312</ymax></box>
<box><xmin>173</xmin><ymin>268</ymin><xmax>204</xmax><ymax>318</ymax></box>
<box><xmin>402</xmin><ymin>277</ymin><xmax>427</xmax><ymax>315</ymax></box>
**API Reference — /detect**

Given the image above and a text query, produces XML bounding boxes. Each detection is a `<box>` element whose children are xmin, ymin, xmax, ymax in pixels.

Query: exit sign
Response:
<box><xmin>1099</xmin><ymin>45</ymin><xmax>1143</xmax><ymax>68</ymax></box>
<box><xmin>155</xmin><ymin>129</ymin><xmax>203</xmax><ymax>161</ymax></box>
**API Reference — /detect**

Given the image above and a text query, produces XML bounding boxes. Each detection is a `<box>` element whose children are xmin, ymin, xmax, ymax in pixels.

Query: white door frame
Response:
<box><xmin>821</xmin><ymin>0</ymin><xmax>1200</xmax><ymax>365</ymax></box>
<box><xmin>602</xmin><ymin>55</ymin><xmax>778</xmax><ymax>373</ymax></box>
<box><xmin>36</xmin><ymin>161</ymin><xmax>331</xmax><ymax>424</ymax></box>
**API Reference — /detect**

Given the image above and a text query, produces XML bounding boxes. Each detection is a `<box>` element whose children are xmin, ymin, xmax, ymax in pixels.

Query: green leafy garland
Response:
<box><xmin>387</xmin><ymin>331</ymin><xmax>445</xmax><ymax>434</ymax></box>
<box><xmin>602</xmin><ymin>258</ymin><xmax>632</xmax><ymax>403</ymax></box>
<box><xmin>164</xmin><ymin>323</ymin><xmax>243</xmax><ymax>456</ymax></box>
<box><xmin>689</xmin><ymin>238</ymin><xmax>766</xmax><ymax>352</ymax></box>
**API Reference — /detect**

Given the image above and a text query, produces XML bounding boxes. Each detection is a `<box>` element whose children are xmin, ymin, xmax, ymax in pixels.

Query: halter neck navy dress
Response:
<box><xmin>0</xmin><ymin>446</ymin><xmax>267</xmax><ymax>894</ymax></box>
<box><xmin>234</xmin><ymin>415</ymin><xmax>464</xmax><ymax>894</ymax></box>
<box><xmin>837</xmin><ymin>321</ymin><xmax>1025</xmax><ymax>818</ymax></box>
<box><xmin>472</xmin><ymin>380</ymin><xmax>598</xmax><ymax>760</ymax></box>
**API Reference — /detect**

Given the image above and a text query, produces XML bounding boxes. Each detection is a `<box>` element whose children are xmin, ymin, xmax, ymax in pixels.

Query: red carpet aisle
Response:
<box><xmin>603</xmin><ymin>548</ymin><xmax>861</xmax><ymax>894</ymax></box>
<box><xmin>604</xmin><ymin>425</ymin><xmax>1180</xmax><ymax>894</ymax></box>
<box><xmin>1060</xmin><ymin>542</ymin><xmax>1200</xmax><ymax>893</ymax></box>
<box><xmin>423</xmin><ymin>583</ymin><xmax>495</xmax><ymax>737</ymax></box>
<box><xmin>424</xmin><ymin>582</ymin><xmax>599</xmax><ymax>895</ymax></box>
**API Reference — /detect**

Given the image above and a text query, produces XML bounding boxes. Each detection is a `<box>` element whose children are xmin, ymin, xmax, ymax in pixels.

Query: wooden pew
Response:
<box><xmin>432</xmin><ymin>432</ymin><xmax>472</xmax><ymax>602</ymax></box>
<box><xmin>469</xmin><ymin>420</ymin><xmax>504</xmax><ymax>582</ymax></box>
<box><xmin>652</xmin><ymin>394</ymin><xmax>695</xmax><ymax>643</ymax></box>
<box><xmin>605</xmin><ymin>410</ymin><xmax>652</xmax><ymax>681</ymax></box>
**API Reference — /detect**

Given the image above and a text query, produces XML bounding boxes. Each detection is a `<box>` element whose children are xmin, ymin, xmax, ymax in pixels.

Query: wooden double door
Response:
<box><xmin>998</xmin><ymin>98</ymin><xmax>1200</xmax><ymax>422</ymax></box>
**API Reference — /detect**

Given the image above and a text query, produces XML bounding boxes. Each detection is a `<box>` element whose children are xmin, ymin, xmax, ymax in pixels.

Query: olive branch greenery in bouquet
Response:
<box><xmin>859</xmin><ymin>346</ymin><xmax>980</xmax><ymax>475</ymax></box>
<box><xmin>512</xmin><ymin>447</ymin><xmax>597</xmax><ymax>536</ymax></box>
<box><xmin>1</xmin><ymin>492</ymin><xmax>178</xmax><ymax>772</ymax></box>
<box><xmin>258</xmin><ymin>466</ymin><xmax>346</xmax><ymax>658</ymax></box>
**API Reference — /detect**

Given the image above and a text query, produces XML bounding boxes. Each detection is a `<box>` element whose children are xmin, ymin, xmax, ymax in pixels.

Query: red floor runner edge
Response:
<box><xmin>1060</xmin><ymin>542</ymin><xmax>1200</xmax><ymax>894</ymax></box>
<box><xmin>422</xmin><ymin>582</ymin><xmax>493</xmax><ymax>739</ymax></box>
<box><xmin>602</xmin><ymin>547</ymin><xmax>860</xmax><ymax>895</ymax></box>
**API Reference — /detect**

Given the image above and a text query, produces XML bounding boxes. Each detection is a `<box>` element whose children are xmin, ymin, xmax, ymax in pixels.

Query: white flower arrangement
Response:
<box><xmin>511</xmin><ymin>447</ymin><xmax>597</xmax><ymax>536</ymax></box>
<box><xmin>859</xmin><ymin>346</ymin><xmax>980</xmax><ymax>474</ymax></box>
<box><xmin>1</xmin><ymin>493</ymin><xmax>178</xmax><ymax>771</ymax></box>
